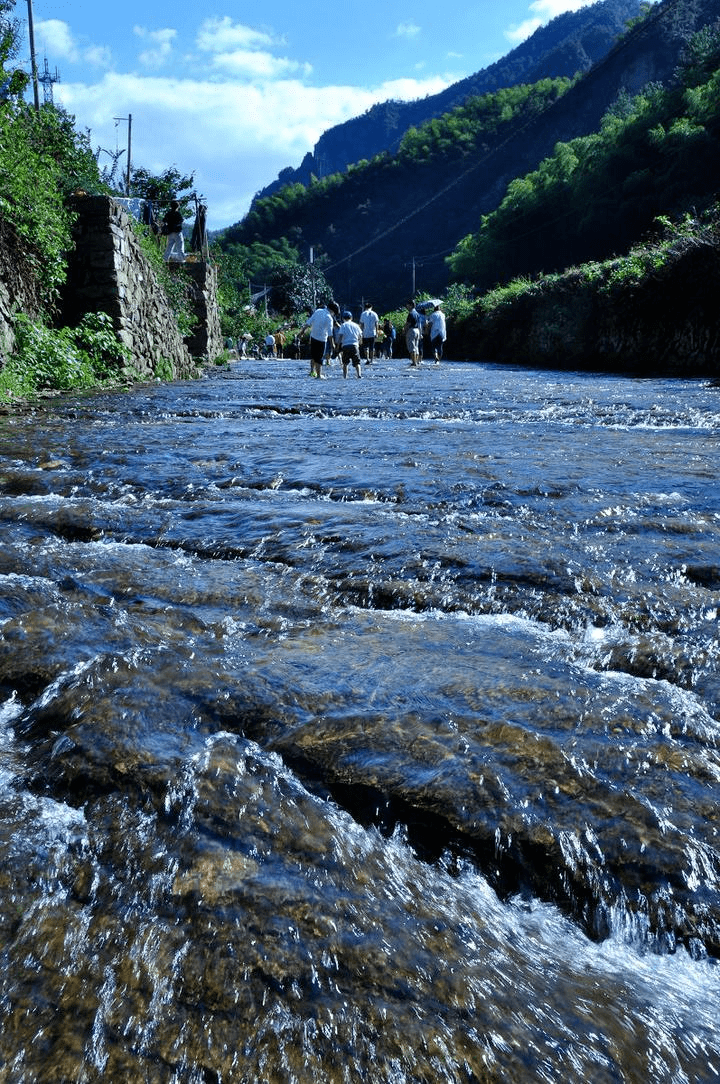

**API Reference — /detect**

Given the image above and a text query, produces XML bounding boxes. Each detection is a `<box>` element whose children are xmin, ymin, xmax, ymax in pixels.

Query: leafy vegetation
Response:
<box><xmin>473</xmin><ymin>207</ymin><xmax>716</xmax><ymax>316</ymax></box>
<box><xmin>130</xmin><ymin>218</ymin><xmax>198</xmax><ymax>338</ymax></box>
<box><xmin>0</xmin><ymin>312</ymin><xmax>130</xmax><ymax>401</ymax></box>
<box><xmin>447</xmin><ymin>201</ymin><xmax>720</xmax><ymax>371</ymax></box>
<box><xmin>0</xmin><ymin>1</ymin><xmax>207</xmax><ymax>403</ymax></box>
<box><xmin>447</xmin><ymin>22</ymin><xmax>720</xmax><ymax>292</ymax></box>
<box><xmin>211</xmin><ymin>230</ymin><xmax>336</xmax><ymax>341</ymax></box>
<box><xmin>0</xmin><ymin>103</ymin><xmax>102</xmax><ymax>309</ymax></box>
<box><xmin>396</xmin><ymin>79</ymin><xmax>573</xmax><ymax>166</ymax></box>
<box><xmin>129</xmin><ymin>165</ymin><xmax>195</xmax><ymax>209</ymax></box>
<box><xmin>221</xmin><ymin>77</ymin><xmax>574</xmax><ymax>261</ymax></box>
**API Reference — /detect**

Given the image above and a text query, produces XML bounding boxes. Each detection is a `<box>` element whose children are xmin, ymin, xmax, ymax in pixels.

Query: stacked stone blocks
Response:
<box><xmin>63</xmin><ymin>196</ymin><xmax>222</xmax><ymax>380</ymax></box>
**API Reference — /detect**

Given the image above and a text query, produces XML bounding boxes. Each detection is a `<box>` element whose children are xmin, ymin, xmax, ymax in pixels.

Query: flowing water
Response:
<box><xmin>0</xmin><ymin>357</ymin><xmax>718</xmax><ymax>1083</ymax></box>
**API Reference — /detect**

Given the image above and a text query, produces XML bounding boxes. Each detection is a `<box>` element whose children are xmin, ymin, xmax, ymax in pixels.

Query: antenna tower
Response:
<box><xmin>39</xmin><ymin>57</ymin><xmax>60</xmax><ymax>104</ymax></box>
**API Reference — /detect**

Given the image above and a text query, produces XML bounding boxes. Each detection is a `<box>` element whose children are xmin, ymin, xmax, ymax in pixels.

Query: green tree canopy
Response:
<box><xmin>129</xmin><ymin>165</ymin><xmax>195</xmax><ymax>211</ymax></box>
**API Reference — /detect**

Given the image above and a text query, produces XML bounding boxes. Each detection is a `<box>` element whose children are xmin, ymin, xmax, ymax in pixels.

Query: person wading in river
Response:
<box><xmin>336</xmin><ymin>311</ymin><xmax>363</xmax><ymax>379</ymax></box>
<box><xmin>305</xmin><ymin>301</ymin><xmax>340</xmax><ymax>379</ymax></box>
<box><xmin>404</xmin><ymin>299</ymin><xmax>422</xmax><ymax>367</ymax></box>
<box><xmin>359</xmin><ymin>302</ymin><xmax>380</xmax><ymax>366</ymax></box>
<box><xmin>428</xmin><ymin>303</ymin><xmax>447</xmax><ymax>363</ymax></box>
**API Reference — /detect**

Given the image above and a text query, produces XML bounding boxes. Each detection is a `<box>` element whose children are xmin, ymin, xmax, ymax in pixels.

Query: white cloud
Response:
<box><xmin>84</xmin><ymin>44</ymin><xmax>113</xmax><ymax>68</ymax></box>
<box><xmin>36</xmin><ymin>19</ymin><xmax>79</xmax><ymax>63</ymax></box>
<box><xmin>195</xmin><ymin>17</ymin><xmax>280</xmax><ymax>54</ymax></box>
<box><xmin>55</xmin><ymin>70</ymin><xmax>453</xmax><ymax>228</ymax></box>
<box><xmin>208</xmin><ymin>49</ymin><xmax>312</xmax><ymax>80</ymax></box>
<box><xmin>532</xmin><ymin>0</ymin><xmax>594</xmax><ymax>16</ymax></box>
<box><xmin>134</xmin><ymin>27</ymin><xmax>177</xmax><ymax>70</ymax></box>
<box><xmin>505</xmin><ymin>0</ymin><xmax>595</xmax><ymax>44</ymax></box>
<box><xmin>36</xmin><ymin>19</ymin><xmax>112</xmax><ymax>69</ymax></box>
<box><xmin>505</xmin><ymin>17</ymin><xmax>543</xmax><ymax>44</ymax></box>
<box><xmin>395</xmin><ymin>22</ymin><xmax>421</xmax><ymax>39</ymax></box>
<box><xmin>191</xmin><ymin>17</ymin><xmax>310</xmax><ymax>84</ymax></box>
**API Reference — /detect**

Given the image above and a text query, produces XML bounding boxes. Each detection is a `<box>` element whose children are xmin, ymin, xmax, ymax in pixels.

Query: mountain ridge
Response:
<box><xmin>253</xmin><ymin>0</ymin><xmax>644</xmax><ymax>204</ymax></box>
<box><xmin>224</xmin><ymin>0</ymin><xmax>720</xmax><ymax>312</ymax></box>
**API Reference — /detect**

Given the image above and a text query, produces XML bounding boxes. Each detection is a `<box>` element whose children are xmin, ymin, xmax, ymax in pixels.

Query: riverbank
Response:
<box><xmin>453</xmin><ymin>208</ymin><xmax>720</xmax><ymax>375</ymax></box>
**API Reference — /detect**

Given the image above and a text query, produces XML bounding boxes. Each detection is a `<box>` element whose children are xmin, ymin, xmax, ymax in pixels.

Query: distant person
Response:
<box><xmin>264</xmin><ymin>332</ymin><xmax>276</xmax><ymax>358</ymax></box>
<box><xmin>359</xmin><ymin>302</ymin><xmax>380</xmax><ymax>365</ymax></box>
<box><xmin>382</xmin><ymin>318</ymin><xmax>396</xmax><ymax>358</ymax></box>
<box><xmin>419</xmin><ymin>308</ymin><xmax>430</xmax><ymax>361</ymax></box>
<box><xmin>428</xmin><ymin>304</ymin><xmax>447</xmax><ymax>363</ymax></box>
<box><xmin>305</xmin><ymin>301</ymin><xmax>339</xmax><ymax>378</ymax></box>
<box><xmin>162</xmin><ymin>200</ymin><xmax>186</xmax><ymax>263</ymax></box>
<box><xmin>336</xmin><ymin>311</ymin><xmax>363</xmax><ymax>379</ymax></box>
<box><xmin>325</xmin><ymin>304</ymin><xmax>341</xmax><ymax>364</ymax></box>
<box><xmin>330</xmin><ymin>317</ymin><xmax>343</xmax><ymax>363</ymax></box>
<box><xmin>404</xmin><ymin>299</ymin><xmax>421</xmax><ymax>366</ymax></box>
<box><xmin>142</xmin><ymin>186</ymin><xmax>159</xmax><ymax>234</ymax></box>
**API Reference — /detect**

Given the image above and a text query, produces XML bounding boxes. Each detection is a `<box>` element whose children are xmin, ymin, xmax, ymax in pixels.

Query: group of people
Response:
<box><xmin>302</xmin><ymin>299</ymin><xmax>446</xmax><ymax>379</ymax></box>
<box><xmin>404</xmin><ymin>300</ymin><xmax>447</xmax><ymax>366</ymax></box>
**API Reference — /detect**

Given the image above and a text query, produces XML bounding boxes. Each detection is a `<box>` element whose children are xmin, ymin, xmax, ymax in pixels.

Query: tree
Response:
<box><xmin>269</xmin><ymin>262</ymin><xmax>332</xmax><ymax>317</ymax></box>
<box><xmin>0</xmin><ymin>0</ymin><xmax>26</xmax><ymax>100</ymax></box>
<box><xmin>446</xmin><ymin>41</ymin><xmax>720</xmax><ymax>293</ymax></box>
<box><xmin>129</xmin><ymin>165</ymin><xmax>195</xmax><ymax>213</ymax></box>
<box><xmin>0</xmin><ymin>103</ymin><xmax>104</xmax><ymax>307</ymax></box>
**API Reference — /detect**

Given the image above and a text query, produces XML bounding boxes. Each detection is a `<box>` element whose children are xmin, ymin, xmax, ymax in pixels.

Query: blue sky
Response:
<box><xmin>21</xmin><ymin>0</ymin><xmax>604</xmax><ymax>229</ymax></box>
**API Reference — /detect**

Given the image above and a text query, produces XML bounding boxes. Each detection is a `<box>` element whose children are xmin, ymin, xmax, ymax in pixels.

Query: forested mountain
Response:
<box><xmin>255</xmin><ymin>0</ymin><xmax>643</xmax><ymax>202</ymax></box>
<box><xmin>220</xmin><ymin>0</ymin><xmax>720</xmax><ymax>313</ymax></box>
<box><xmin>448</xmin><ymin>21</ymin><xmax>720</xmax><ymax>292</ymax></box>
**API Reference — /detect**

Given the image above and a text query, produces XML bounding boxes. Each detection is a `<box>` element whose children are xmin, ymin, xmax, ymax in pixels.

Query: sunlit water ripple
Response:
<box><xmin>0</xmin><ymin>357</ymin><xmax>718</xmax><ymax>1083</ymax></box>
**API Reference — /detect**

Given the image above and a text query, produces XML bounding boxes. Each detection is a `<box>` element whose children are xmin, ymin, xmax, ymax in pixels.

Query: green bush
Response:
<box><xmin>0</xmin><ymin>104</ymin><xmax>104</xmax><ymax>310</ymax></box>
<box><xmin>0</xmin><ymin>311</ymin><xmax>130</xmax><ymax>402</ymax></box>
<box><xmin>446</xmin><ymin>26</ymin><xmax>720</xmax><ymax>293</ymax></box>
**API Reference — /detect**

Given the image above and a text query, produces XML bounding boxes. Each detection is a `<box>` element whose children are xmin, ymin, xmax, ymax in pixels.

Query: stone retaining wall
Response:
<box><xmin>62</xmin><ymin>196</ymin><xmax>222</xmax><ymax>380</ymax></box>
<box><xmin>463</xmin><ymin>235</ymin><xmax>720</xmax><ymax>376</ymax></box>
<box><xmin>182</xmin><ymin>260</ymin><xmax>224</xmax><ymax>362</ymax></box>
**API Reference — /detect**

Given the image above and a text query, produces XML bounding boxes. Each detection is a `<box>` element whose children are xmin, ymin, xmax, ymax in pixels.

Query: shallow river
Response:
<box><xmin>0</xmin><ymin>356</ymin><xmax>719</xmax><ymax>1083</ymax></box>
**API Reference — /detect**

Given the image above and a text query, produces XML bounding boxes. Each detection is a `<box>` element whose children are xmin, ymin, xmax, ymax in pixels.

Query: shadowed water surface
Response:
<box><xmin>0</xmin><ymin>358</ymin><xmax>718</xmax><ymax>1082</ymax></box>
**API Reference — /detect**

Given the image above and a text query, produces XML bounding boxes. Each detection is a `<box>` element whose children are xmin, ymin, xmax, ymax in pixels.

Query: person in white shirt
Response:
<box><xmin>404</xmin><ymin>300</ymin><xmax>422</xmax><ymax>366</ymax></box>
<box><xmin>305</xmin><ymin>302</ymin><xmax>339</xmax><ymax>378</ymax></box>
<box><xmin>358</xmin><ymin>303</ymin><xmax>380</xmax><ymax>365</ymax></box>
<box><xmin>336</xmin><ymin>311</ymin><xmax>363</xmax><ymax>379</ymax></box>
<box><xmin>428</xmin><ymin>304</ymin><xmax>447</xmax><ymax>363</ymax></box>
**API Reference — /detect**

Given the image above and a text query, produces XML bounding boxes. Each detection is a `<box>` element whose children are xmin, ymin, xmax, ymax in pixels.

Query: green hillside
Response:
<box><xmin>448</xmin><ymin>21</ymin><xmax>720</xmax><ymax>291</ymax></box>
<box><xmin>215</xmin><ymin>0</ymin><xmax>720</xmax><ymax>316</ymax></box>
<box><xmin>253</xmin><ymin>0</ymin><xmax>643</xmax><ymax>201</ymax></box>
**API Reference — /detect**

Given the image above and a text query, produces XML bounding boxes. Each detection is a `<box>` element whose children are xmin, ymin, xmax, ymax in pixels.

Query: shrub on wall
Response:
<box><xmin>130</xmin><ymin>219</ymin><xmax>198</xmax><ymax>338</ymax></box>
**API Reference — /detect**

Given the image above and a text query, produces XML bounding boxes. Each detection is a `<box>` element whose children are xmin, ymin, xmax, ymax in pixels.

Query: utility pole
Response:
<box><xmin>309</xmin><ymin>245</ymin><xmax>316</xmax><ymax>310</ymax></box>
<box><xmin>114</xmin><ymin>114</ymin><xmax>132</xmax><ymax>194</ymax></box>
<box><xmin>26</xmin><ymin>0</ymin><xmax>40</xmax><ymax>111</ymax></box>
<box><xmin>126</xmin><ymin>114</ymin><xmax>132</xmax><ymax>195</ymax></box>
